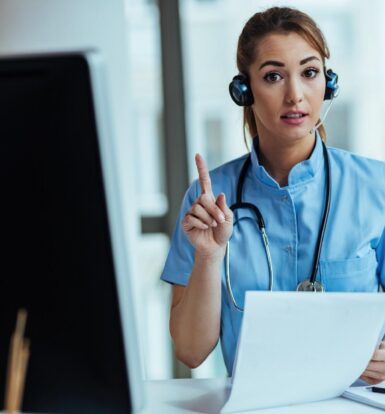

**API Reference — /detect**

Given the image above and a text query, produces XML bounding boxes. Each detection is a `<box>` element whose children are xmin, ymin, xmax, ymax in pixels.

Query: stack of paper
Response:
<box><xmin>221</xmin><ymin>292</ymin><xmax>385</xmax><ymax>413</ymax></box>
<box><xmin>343</xmin><ymin>385</ymin><xmax>385</xmax><ymax>410</ymax></box>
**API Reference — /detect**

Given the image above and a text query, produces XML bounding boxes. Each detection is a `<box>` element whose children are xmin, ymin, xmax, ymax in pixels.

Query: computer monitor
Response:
<box><xmin>0</xmin><ymin>53</ymin><xmax>142</xmax><ymax>414</ymax></box>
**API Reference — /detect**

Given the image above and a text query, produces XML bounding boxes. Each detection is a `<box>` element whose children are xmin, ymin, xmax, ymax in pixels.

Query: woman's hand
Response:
<box><xmin>360</xmin><ymin>341</ymin><xmax>385</xmax><ymax>384</ymax></box>
<box><xmin>182</xmin><ymin>154</ymin><xmax>233</xmax><ymax>258</ymax></box>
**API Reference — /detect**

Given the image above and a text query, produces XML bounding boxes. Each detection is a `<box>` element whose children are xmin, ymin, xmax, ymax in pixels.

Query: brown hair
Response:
<box><xmin>236</xmin><ymin>7</ymin><xmax>330</xmax><ymax>146</ymax></box>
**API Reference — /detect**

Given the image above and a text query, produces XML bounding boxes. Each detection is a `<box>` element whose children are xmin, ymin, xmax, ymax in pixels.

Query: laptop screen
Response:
<box><xmin>0</xmin><ymin>54</ymin><xmax>132</xmax><ymax>414</ymax></box>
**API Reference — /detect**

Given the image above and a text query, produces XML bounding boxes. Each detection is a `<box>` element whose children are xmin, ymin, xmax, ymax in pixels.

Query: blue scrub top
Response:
<box><xmin>160</xmin><ymin>133</ymin><xmax>385</xmax><ymax>376</ymax></box>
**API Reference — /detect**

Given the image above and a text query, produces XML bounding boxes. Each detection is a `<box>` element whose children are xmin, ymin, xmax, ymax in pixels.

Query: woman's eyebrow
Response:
<box><xmin>258</xmin><ymin>56</ymin><xmax>321</xmax><ymax>70</ymax></box>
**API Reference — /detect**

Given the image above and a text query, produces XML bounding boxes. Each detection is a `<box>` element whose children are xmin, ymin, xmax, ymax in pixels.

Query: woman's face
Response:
<box><xmin>248</xmin><ymin>31</ymin><xmax>326</xmax><ymax>144</ymax></box>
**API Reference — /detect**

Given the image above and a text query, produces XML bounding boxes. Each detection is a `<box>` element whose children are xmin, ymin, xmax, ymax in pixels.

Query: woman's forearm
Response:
<box><xmin>170</xmin><ymin>250</ymin><xmax>224</xmax><ymax>368</ymax></box>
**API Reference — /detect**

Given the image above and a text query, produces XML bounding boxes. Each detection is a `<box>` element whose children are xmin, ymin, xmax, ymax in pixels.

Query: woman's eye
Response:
<box><xmin>263</xmin><ymin>68</ymin><xmax>320</xmax><ymax>83</ymax></box>
<box><xmin>303</xmin><ymin>68</ymin><xmax>320</xmax><ymax>78</ymax></box>
<box><xmin>263</xmin><ymin>72</ymin><xmax>282</xmax><ymax>83</ymax></box>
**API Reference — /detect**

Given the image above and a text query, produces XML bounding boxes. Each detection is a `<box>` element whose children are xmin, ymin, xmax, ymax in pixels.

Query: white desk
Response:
<box><xmin>143</xmin><ymin>378</ymin><xmax>385</xmax><ymax>413</ymax></box>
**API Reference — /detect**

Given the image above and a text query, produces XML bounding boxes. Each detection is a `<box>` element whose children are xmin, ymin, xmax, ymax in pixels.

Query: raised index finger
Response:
<box><xmin>195</xmin><ymin>153</ymin><xmax>212</xmax><ymax>194</ymax></box>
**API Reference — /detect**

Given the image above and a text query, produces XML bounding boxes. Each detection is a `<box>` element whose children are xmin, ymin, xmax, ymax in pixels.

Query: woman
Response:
<box><xmin>160</xmin><ymin>6</ymin><xmax>385</xmax><ymax>384</ymax></box>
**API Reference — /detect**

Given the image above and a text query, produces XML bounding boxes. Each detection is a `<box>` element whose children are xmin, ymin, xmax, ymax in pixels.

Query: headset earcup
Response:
<box><xmin>324</xmin><ymin>68</ymin><xmax>339</xmax><ymax>100</ymax></box>
<box><xmin>229</xmin><ymin>74</ymin><xmax>254</xmax><ymax>106</ymax></box>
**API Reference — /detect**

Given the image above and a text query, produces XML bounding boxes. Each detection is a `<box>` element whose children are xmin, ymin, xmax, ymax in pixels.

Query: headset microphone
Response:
<box><xmin>310</xmin><ymin>96</ymin><xmax>335</xmax><ymax>135</ymax></box>
<box><xmin>310</xmin><ymin>68</ymin><xmax>339</xmax><ymax>134</ymax></box>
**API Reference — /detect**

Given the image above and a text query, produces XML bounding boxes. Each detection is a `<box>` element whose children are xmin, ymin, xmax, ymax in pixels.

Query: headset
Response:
<box><xmin>229</xmin><ymin>67</ymin><xmax>339</xmax><ymax>106</ymax></box>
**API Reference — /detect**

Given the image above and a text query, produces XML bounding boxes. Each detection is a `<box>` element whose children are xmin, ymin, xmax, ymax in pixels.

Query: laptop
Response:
<box><xmin>0</xmin><ymin>53</ymin><xmax>144</xmax><ymax>413</ymax></box>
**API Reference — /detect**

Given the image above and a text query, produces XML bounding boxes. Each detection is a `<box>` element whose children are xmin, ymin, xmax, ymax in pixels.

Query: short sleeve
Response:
<box><xmin>377</xmin><ymin>162</ymin><xmax>385</xmax><ymax>287</ymax></box>
<box><xmin>160</xmin><ymin>179</ymin><xmax>199</xmax><ymax>286</ymax></box>
<box><xmin>377</xmin><ymin>228</ymin><xmax>385</xmax><ymax>286</ymax></box>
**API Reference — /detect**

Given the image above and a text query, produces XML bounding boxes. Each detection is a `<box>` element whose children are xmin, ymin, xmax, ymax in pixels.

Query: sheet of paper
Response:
<box><xmin>221</xmin><ymin>292</ymin><xmax>385</xmax><ymax>413</ymax></box>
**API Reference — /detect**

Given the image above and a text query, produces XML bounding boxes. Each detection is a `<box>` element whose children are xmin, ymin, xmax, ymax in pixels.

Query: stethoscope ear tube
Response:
<box><xmin>310</xmin><ymin>141</ymin><xmax>331</xmax><ymax>283</ymax></box>
<box><xmin>297</xmin><ymin>141</ymin><xmax>331</xmax><ymax>292</ymax></box>
<box><xmin>225</xmin><ymin>241</ymin><xmax>244</xmax><ymax>312</ymax></box>
<box><xmin>230</xmin><ymin>202</ymin><xmax>265</xmax><ymax>229</ymax></box>
<box><xmin>225</xmin><ymin>209</ymin><xmax>274</xmax><ymax>312</ymax></box>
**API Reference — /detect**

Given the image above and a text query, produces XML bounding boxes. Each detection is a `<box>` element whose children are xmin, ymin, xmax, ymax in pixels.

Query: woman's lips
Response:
<box><xmin>280</xmin><ymin>114</ymin><xmax>308</xmax><ymax>125</ymax></box>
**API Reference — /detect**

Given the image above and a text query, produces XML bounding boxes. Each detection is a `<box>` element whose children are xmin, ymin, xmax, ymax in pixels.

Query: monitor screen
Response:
<box><xmin>0</xmin><ymin>54</ymin><xmax>132</xmax><ymax>413</ymax></box>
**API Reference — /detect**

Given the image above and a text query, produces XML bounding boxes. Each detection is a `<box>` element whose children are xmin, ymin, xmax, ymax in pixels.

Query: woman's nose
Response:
<box><xmin>285</xmin><ymin>78</ymin><xmax>304</xmax><ymax>104</ymax></box>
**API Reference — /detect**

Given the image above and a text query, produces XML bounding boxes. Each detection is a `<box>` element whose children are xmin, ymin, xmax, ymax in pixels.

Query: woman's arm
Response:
<box><xmin>169</xmin><ymin>154</ymin><xmax>233</xmax><ymax>368</ymax></box>
<box><xmin>360</xmin><ymin>226</ymin><xmax>385</xmax><ymax>384</ymax></box>
<box><xmin>170</xmin><ymin>250</ymin><xmax>224</xmax><ymax>368</ymax></box>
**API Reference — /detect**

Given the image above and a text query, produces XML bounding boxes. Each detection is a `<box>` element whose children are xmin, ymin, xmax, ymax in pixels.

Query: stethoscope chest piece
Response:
<box><xmin>297</xmin><ymin>280</ymin><xmax>324</xmax><ymax>292</ymax></box>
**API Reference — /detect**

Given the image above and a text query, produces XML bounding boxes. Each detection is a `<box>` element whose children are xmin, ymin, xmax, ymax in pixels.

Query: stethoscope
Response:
<box><xmin>225</xmin><ymin>138</ymin><xmax>331</xmax><ymax>312</ymax></box>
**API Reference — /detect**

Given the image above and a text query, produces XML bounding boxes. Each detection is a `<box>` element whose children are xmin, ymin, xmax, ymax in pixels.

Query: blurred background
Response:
<box><xmin>129</xmin><ymin>0</ymin><xmax>385</xmax><ymax>380</ymax></box>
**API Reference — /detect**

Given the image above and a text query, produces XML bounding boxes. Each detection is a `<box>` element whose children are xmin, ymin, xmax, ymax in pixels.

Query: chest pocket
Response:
<box><xmin>319</xmin><ymin>249</ymin><xmax>378</xmax><ymax>292</ymax></box>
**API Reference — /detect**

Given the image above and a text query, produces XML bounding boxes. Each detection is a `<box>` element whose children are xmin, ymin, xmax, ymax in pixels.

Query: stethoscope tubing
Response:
<box><xmin>225</xmin><ymin>138</ymin><xmax>331</xmax><ymax>311</ymax></box>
